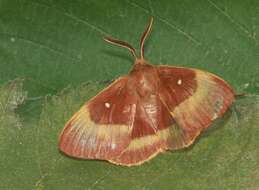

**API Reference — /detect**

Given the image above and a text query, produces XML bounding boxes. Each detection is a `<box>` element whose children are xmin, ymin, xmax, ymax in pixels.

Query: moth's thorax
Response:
<box><xmin>129</xmin><ymin>59</ymin><xmax>159</xmax><ymax>97</ymax></box>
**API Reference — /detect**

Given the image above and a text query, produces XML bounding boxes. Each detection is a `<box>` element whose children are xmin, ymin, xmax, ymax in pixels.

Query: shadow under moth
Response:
<box><xmin>59</xmin><ymin>17</ymin><xmax>235</xmax><ymax>166</ymax></box>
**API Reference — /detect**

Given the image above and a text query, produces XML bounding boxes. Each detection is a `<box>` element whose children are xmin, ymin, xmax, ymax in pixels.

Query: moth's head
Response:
<box><xmin>103</xmin><ymin>17</ymin><xmax>153</xmax><ymax>66</ymax></box>
<box><xmin>134</xmin><ymin>58</ymin><xmax>149</xmax><ymax>65</ymax></box>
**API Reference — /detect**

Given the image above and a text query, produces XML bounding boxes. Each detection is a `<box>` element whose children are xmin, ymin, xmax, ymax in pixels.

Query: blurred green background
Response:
<box><xmin>0</xmin><ymin>0</ymin><xmax>258</xmax><ymax>189</ymax></box>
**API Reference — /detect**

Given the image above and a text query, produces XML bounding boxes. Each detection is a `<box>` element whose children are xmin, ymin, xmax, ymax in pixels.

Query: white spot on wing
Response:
<box><xmin>111</xmin><ymin>143</ymin><xmax>116</xmax><ymax>149</ymax></box>
<box><xmin>177</xmin><ymin>79</ymin><xmax>182</xmax><ymax>85</ymax></box>
<box><xmin>105</xmin><ymin>102</ymin><xmax>110</xmax><ymax>108</ymax></box>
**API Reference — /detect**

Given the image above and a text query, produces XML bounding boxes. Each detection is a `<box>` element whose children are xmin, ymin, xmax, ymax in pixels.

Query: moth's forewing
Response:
<box><xmin>59</xmin><ymin>77</ymin><xmax>134</xmax><ymax>160</ymax></box>
<box><xmin>158</xmin><ymin>66</ymin><xmax>235</xmax><ymax>148</ymax></box>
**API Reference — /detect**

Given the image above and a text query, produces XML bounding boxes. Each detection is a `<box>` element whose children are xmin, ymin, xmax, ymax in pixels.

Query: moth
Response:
<box><xmin>59</xmin><ymin>17</ymin><xmax>235</xmax><ymax>166</ymax></box>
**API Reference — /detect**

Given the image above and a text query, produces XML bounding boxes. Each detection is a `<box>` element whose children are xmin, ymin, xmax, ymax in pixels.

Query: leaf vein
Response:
<box><xmin>207</xmin><ymin>0</ymin><xmax>258</xmax><ymax>44</ymax></box>
<box><xmin>126</xmin><ymin>0</ymin><xmax>202</xmax><ymax>46</ymax></box>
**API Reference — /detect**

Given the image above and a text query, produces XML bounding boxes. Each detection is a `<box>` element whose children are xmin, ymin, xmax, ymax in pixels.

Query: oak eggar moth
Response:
<box><xmin>59</xmin><ymin>17</ymin><xmax>235</xmax><ymax>166</ymax></box>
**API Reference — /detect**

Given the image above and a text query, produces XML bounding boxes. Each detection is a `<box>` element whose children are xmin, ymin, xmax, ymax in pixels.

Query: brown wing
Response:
<box><xmin>59</xmin><ymin>77</ymin><xmax>137</xmax><ymax>161</ymax></box>
<box><xmin>157</xmin><ymin>66</ymin><xmax>235</xmax><ymax>149</ymax></box>
<box><xmin>59</xmin><ymin>76</ymin><xmax>178</xmax><ymax>166</ymax></box>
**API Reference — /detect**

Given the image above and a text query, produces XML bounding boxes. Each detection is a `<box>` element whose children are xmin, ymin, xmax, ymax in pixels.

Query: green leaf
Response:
<box><xmin>0</xmin><ymin>0</ymin><xmax>258</xmax><ymax>189</ymax></box>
